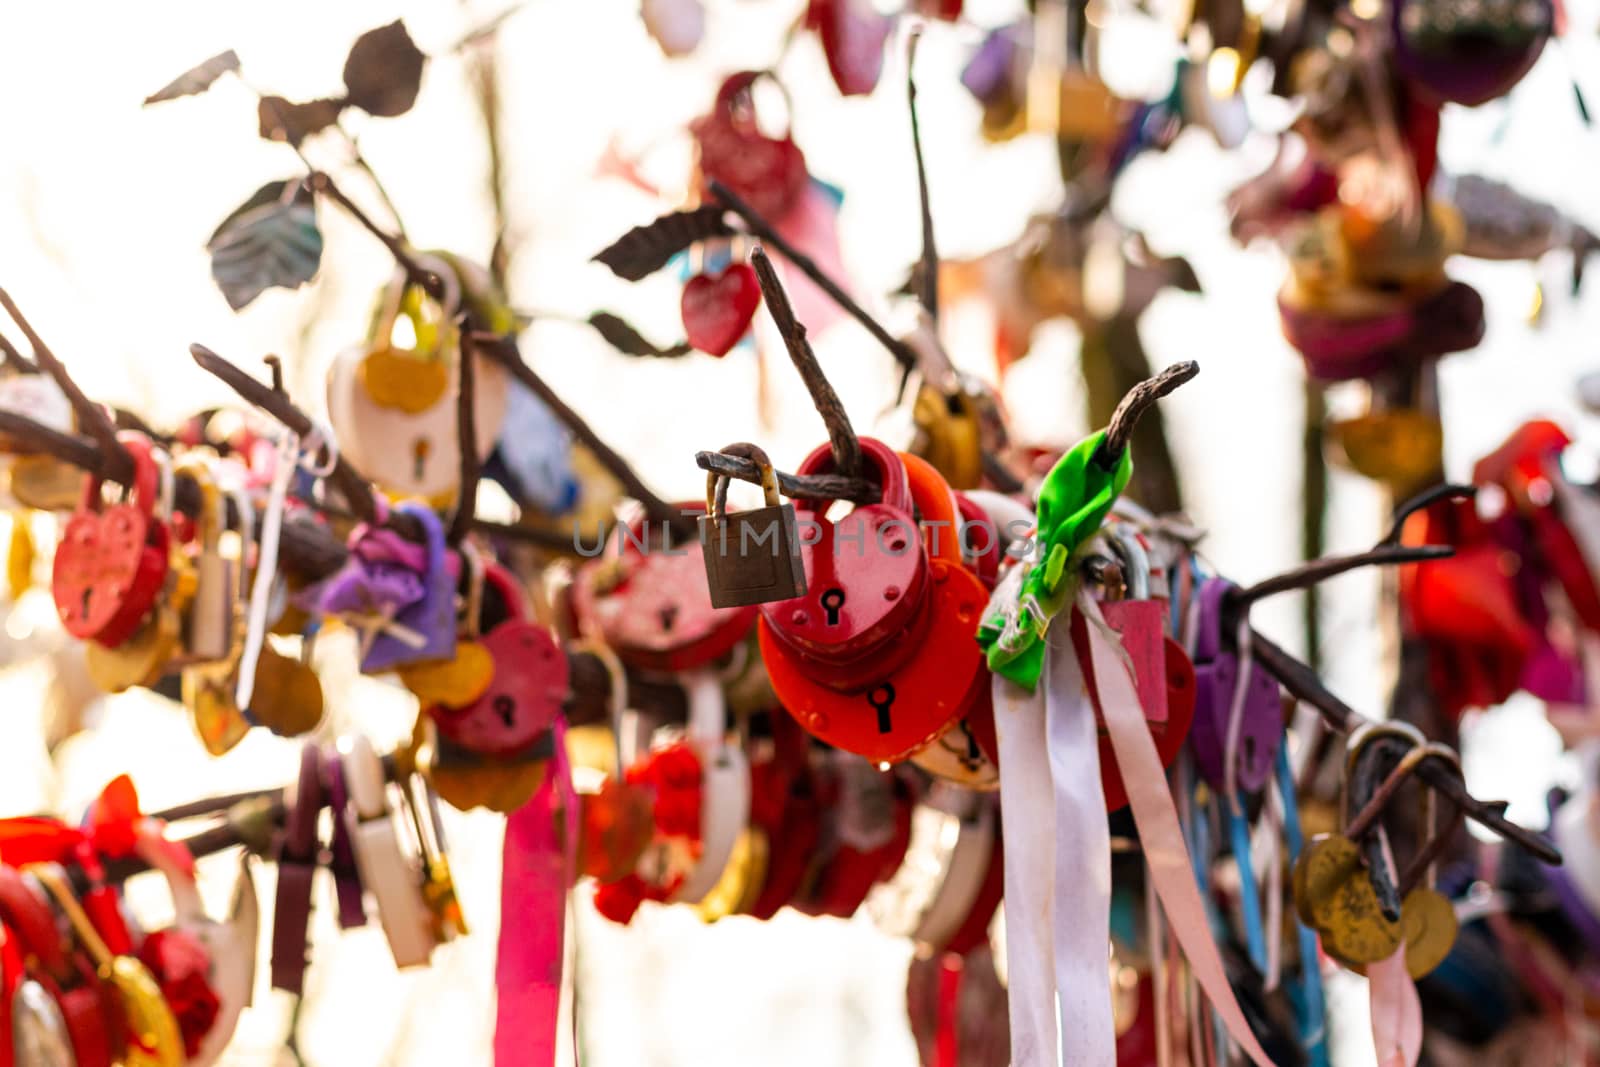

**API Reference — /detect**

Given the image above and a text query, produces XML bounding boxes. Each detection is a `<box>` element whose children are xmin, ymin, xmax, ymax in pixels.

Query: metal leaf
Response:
<box><xmin>207</xmin><ymin>180</ymin><xmax>323</xmax><ymax>311</ymax></box>
<box><xmin>143</xmin><ymin>50</ymin><xmax>241</xmax><ymax>106</ymax></box>
<box><xmin>343</xmin><ymin>20</ymin><xmax>427</xmax><ymax>117</ymax></box>
<box><xmin>257</xmin><ymin>96</ymin><xmax>346</xmax><ymax>146</ymax></box>
<box><xmin>592</xmin><ymin>207</ymin><xmax>733</xmax><ymax>282</ymax></box>
<box><xmin>587</xmin><ymin>313</ymin><xmax>691</xmax><ymax>358</ymax></box>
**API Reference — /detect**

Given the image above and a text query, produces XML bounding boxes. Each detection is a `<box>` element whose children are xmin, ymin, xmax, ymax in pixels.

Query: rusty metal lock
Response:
<box><xmin>699</xmin><ymin>443</ymin><xmax>806</xmax><ymax>609</ymax></box>
<box><xmin>759</xmin><ymin>438</ymin><xmax>930</xmax><ymax>690</ymax></box>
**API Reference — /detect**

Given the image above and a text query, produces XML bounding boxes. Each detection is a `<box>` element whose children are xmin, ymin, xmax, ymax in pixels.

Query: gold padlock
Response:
<box><xmin>177</xmin><ymin>457</ymin><xmax>234</xmax><ymax>663</ymax></box>
<box><xmin>1330</xmin><ymin>409</ymin><xmax>1444</xmax><ymax>494</ymax></box>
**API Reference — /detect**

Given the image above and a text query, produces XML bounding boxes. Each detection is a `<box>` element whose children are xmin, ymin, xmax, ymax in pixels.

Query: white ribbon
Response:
<box><xmin>993</xmin><ymin>592</ymin><xmax>1114</xmax><ymax>1066</ymax></box>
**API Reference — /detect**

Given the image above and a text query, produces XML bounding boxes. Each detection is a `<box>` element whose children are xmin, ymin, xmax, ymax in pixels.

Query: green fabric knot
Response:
<box><xmin>976</xmin><ymin>429</ymin><xmax>1133</xmax><ymax>691</ymax></box>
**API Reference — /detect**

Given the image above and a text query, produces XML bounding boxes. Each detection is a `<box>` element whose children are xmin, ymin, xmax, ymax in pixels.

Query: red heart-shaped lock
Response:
<box><xmin>431</xmin><ymin>620</ymin><xmax>568</xmax><ymax>757</ymax></box>
<box><xmin>51</xmin><ymin>433</ymin><xmax>168</xmax><ymax>646</ymax></box>
<box><xmin>578</xmin><ymin>777</ymin><xmax>655</xmax><ymax>883</ymax></box>
<box><xmin>681</xmin><ymin>264</ymin><xmax>761</xmax><ymax>357</ymax></box>
<box><xmin>692</xmin><ymin>72</ymin><xmax>810</xmax><ymax>220</ymax></box>
<box><xmin>572</xmin><ymin>503</ymin><xmax>757</xmax><ymax>673</ymax></box>
<box><xmin>759</xmin><ymin>440</ymin><xmax>930</xmax><ymax>687</ymax></box>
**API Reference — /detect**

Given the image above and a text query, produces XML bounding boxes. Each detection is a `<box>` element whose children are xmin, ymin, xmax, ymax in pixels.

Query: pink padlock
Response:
<box><xmin>1072</xmin><ymin>525</ymin><xmax>1168</xmax><ymax>726</ymax></box>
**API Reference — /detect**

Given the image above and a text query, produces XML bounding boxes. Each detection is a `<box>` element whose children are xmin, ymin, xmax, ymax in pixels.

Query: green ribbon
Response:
<box><xmin>976</xmin><ymin>429</ymin><xmax>1133</xmax><ymax>690</ymax></box>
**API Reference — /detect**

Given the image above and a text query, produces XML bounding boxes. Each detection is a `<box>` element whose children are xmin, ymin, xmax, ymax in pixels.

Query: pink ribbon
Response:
<box><xmin>1079</xmin><ymin>592</ymin><xmax>1277</xmax><ymax>1067</ymax></box>
<box><xmin>1367</xmin><ymin>833</ymin><xmax>1422</xmax><ymax>1067</ymax></box>
<box><xmin>494</xmin><ymin>720</ymin><xmax>575</xmax><ymax>1067</ymax></box>
<box><xmin>1368</xmin><ymin>945</ymin><xmax>1422</xmax><ymax>1067</ymax></box>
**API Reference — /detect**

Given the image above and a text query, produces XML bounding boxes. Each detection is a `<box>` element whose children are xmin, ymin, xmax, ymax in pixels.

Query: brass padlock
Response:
<box><xmin>698</xmin><ymin>443</ymin><xmax>806</xmax><ymax>609</ymax></box>
<box><xmin>178</xmin><ymin>457</ymin><xmax>234</xmax><ymax>663</ymax></box>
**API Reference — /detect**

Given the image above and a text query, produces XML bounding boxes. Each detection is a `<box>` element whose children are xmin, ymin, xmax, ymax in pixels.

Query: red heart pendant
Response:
<box><xmin>681</xmin><ymin>264</ymin><xmax>761</xmax><ymax>356</ymax></box>
<box><xmin>431</xmin><ymin>621</ymin><xmax>568</xmax><ymax>757</ymax></box>
<box><xmin>810</xmin><ymin>0</ymin><xmax>890</xmax><ymax>97</ymax></box>
<box><xmin>691</xmin><ymin>72</ymin><xmax>810</xmax><ymax>220</ymax></box>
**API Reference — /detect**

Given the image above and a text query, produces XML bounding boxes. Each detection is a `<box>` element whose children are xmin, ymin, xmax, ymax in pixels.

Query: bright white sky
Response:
<box><xmin>2</xmin><ymin>1</ymin><xmax>1599</xmax><ymax>1064</ymax></box>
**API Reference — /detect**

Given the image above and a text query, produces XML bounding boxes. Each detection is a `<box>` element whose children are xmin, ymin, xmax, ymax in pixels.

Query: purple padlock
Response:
<box><xmin>1188</xmin><ymin>577</ymin><xmax>1283</xmax><ymax>794</ymax></box>
<box><xmin>361</xmin><ymin>503</ymin><xmax>458</xmax><ymax>674</ymax></box>
<box><xmin>310</xmin><ymin>560</ymin><xmax>425</xmax><ymax>618</ymax></box>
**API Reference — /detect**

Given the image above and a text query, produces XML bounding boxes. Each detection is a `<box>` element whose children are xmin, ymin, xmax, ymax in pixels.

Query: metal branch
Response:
<box><xmin>0</xmin><ymin>409</ymin><xmax>348</xmax><ymax>579</ymax></box>
<box><xmin>750</xmin><ymin>248</ymin><xmax>862</xmax><ymax>479</ymax></box>
<box><xmin>709</xmin><ymin>180</ymin><xmax>916</xmax><ymax>370</ymax></box>
<box><xmin>1244</xmin><ymin>629</ymin><xmax>1561</xmax><ymax>865</ymax></box>
<box><xmin>468</xmin><ymin>331</ymin><xmax>692</xmax><ymax>538</ymax></box>
<box><xmin>190</xmin><ymin>343</ymin><xmax>380</xmax><ymax>525</ymax></box>
<box><xmin>0</xmin><ymin>289</ymin><xmax>122</xmax><ymax>464</ymax></box>
<box><xmin>1380</xmin><ymin>482</ymin><xmax>1477</xmax><ymax>546</ymax></box>
<box><xmin>1095</xmin><ymin>360</ymin><xmax>1199</xmax><ymax>469</ymax></box>
<box><xmin>450</xmin><ymin>330</ymin><xmax>480</xmax><ymax>544</ymax></box>
<box><xmin>0</xmin><ymin>331</ymin><xmax>36</xmax><ymax>373</ymax></box>
<box><xmin>1230</xmin><ymin>545</ymin><xmax>1454</xmax><ymax>609</ymax></box>
<box><xmin>307</xmin><ymin>171</ymin><xmax>442</xmax><ymax>301</ymax></box>
<box><xmin>695</xmin><ymin>451</ymin><xmax>879</xmax><ymax>505</ymax></box>
<box><xmin>906</xmin><ymin>29</ymin><xmax>938</xmax><ymax>325</ymax></box>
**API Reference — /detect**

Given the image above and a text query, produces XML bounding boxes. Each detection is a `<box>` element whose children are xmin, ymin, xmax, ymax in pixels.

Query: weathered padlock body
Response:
<box><xmin>698</xmin><ymin>470</ymin><xmax>807</xmax><ymax>611</ymax></box>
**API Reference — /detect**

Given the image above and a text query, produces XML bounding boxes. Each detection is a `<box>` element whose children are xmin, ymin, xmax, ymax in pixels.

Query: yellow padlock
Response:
<box><xmin>1330</xmin><ymin>410</ymin><xmax>1444</xmax><ymax>494</ymax></box>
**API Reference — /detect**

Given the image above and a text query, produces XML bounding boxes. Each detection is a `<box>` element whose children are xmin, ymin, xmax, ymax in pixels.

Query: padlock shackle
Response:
<box><xmin>1340</xmin><ymin>720</ymin><xmax>1426</xmax><ymax>839</ymax></box>
<box><xmin>705</xmin><ymin>442</ymin><xmax>779</xmax><ymax>520</ymax></box>
<box><xmin>899</xmin><ymin>452</ymin><xmax>963</xmax><ymax>568</ymax></box>
<box><xmin>80</xmin><ymin>430</ymin><xmax>158</xmax><ymax>518</ymax></box>
<box><xmin>792</xmin><ymin>437</ymin><xmax>912</xmax><ymax>517</ymax></box>
<box><xmin>710</xmin><ymin>70</ymin><xmax>794</xmax><ymax>141</ymax></box>
<box><xmin>377</xmin><ymin>252</ymin><xmax>463</xmax><ymax>343</ymax></box>
<box><xmin>1103</xmin><ymin>524</ymin><xmax>1152</xmax><ymax>600</ymax></box>
<box><xmin>176</xmin><ymin>455</ymin><xmax>223</xmax><ymax>551</ymax></box>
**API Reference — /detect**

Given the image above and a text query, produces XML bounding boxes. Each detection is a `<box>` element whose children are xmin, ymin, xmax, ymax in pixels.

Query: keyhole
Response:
<box><xmin>1244</xmin><ymin>735</ymin><xmax>1257</xmax><ymax>768</ymax></box>
<box><xmin>821</xmin><ymin>588</ymin><xmax>845</xmax><ymax>625</ymax></box>
<box><xmin>867</xmin><ymin>683</ymin><xmax>895</xmax><ymax>734</ymax></box>
<box><xmin>658</xmin><ymin>604</ymin><xmax>679</xmax><ymax>631</ymax></box>
<box><xmin>493</xmin><ymin>694</ymin><xmax>516</xmax><ymax>728</ymax></box>
<box><xmin>79</xmin><ymin>586</ymin><xmax>92</xmax><ymax>619</ymax></box>
<box><xmin>412</xmin><ymin>437</ymin><xmax>431</xmax><ymax>482</ymax></box>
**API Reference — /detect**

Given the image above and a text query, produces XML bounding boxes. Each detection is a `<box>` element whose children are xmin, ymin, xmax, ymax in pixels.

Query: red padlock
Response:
<box><xmin>760</xmin><ymin>439</ymin><xmax>930</xmax><ymax>689</ymax></box>
<box><xmin>51</xmin><ymin>432</ymin><xmax>169</xmax><ymax>646</ymax></box>
<box><xmin>761</xmin><ymin>453</ymin><xmax>986</xmax><ymax>763</ymax></box>
<box><xmin>1474</xmin><ymin>421</ymin><xmax>1600</xmax><ymax>633</ymax></box>
<box><xmin>430</xmin><ymin>563</ymin><xmax>568</xmax><ymax>758</ymax></box>
<box><xmin>1073</xmin><ymin>526</ymin><xmax>1169</xmax><ymax>726</ymax></box>
<box><xmin>954</xmin><ymin>491</ymin><xmax>1001</xmax><ymax>589</ymax></box>
<box><xmin>796</xmin><ymin>759</ymin><xmax>914</xmax><ymax>919</ymax></box>
<box><xmin>1399</xmin><ymin>498</ymin><xmax>1533</xmax><ymax>718</ymax></box>
<box><xmin>690</xmin><ymin>72</ymin><xmax>810</xmax><ymax>221</ymax></box>
<box><xmin>572</xmin><ymin>502</ymin><xmax>756</xmax><ymax>673</ymax></box>
<box><xmin>747</xmin><ymin>709</ymin><xmax>822</xmax><ymax>921</ymax></box>
<box><xmin>0</xmin><ymin>867</ymin><xmax>118</xmax><ymax>1067</ymax></box>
